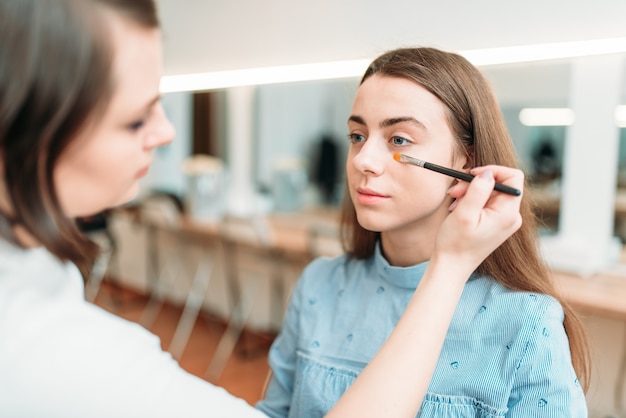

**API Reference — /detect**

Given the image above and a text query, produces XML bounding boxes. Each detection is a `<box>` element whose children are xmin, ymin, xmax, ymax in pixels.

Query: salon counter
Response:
<box><xmin>179</xmin><ymin>208</ymin><xmax>626</xmax><ymax>322</ymax></box>
<box><xmin>530</xmin><ymin>185</ymin><xmax>626</xmax><ymax>217</ymax></box>
<box><xmin>115</xmin><ymin>202</ymin><xmax>626</xmax><ymax>323</ymax></box>
<box><xmin>553</xmin><ymin>267</ymin><xmax>626</xmax><ymax>321</ymax></box>
<box><xmin>529</xmin><ymin>185</ymin><xmax>626</xmax><ymax>320</ymax></box>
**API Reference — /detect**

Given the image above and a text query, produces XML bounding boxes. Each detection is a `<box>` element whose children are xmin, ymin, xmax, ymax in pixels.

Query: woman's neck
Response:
<box><xmin>380</xmin><ymin>208</ymin><xmax>451</xmax><ymax>267</ymax></box>
<box><xmin>380</xmin><ymin>232</ymin><xmax>435</xmax><ymax>267</ymax></box>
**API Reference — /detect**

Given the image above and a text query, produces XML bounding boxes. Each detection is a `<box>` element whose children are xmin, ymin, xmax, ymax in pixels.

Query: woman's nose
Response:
<box><xmin>145</xmin><ymin>104</ymin><xmax>175</xmax><ymax>149</ymax></box>
<box><xmin>351</xmin><ymin>138</ymin><xmax>386</xmax><ymax>175</ymax></box>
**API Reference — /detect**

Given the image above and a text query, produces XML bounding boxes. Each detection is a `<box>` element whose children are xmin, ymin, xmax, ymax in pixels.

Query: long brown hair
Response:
<box><xmin>340</xmin><ymin>47</ymin><xmax>591</xmax><ymax>391</ymax></box>
<box><xmin>0</xmin><ymin>0</ymin><xmax>159</xmax><ymax>277</ymax></box>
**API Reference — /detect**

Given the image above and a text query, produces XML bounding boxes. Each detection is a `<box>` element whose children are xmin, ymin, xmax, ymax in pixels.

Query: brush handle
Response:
<box><xmin>423</xmin><ymin>162</ymin><xmax>521</xmax><ymax>196</ymax></box>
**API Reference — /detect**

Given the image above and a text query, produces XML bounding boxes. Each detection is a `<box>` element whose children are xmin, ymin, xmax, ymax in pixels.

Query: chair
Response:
<box><xmin>137</xmin><ymin>193</ymin><xmax>219</xmax><ymax>361</ymax></box>
<box><xmin>307</xmin><ymin>220</ymin><xmax>342</xmax><ymax>259</ymax></box>
<box><xmin>205</xmin><ymin>214</ymin><xmax>282</xmax><ymax>381</ymax></box>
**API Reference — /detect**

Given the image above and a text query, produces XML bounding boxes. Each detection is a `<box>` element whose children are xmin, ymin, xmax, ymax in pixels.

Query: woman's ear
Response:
<box><xmin>454</xmin><ymin>151</ymin><xmax>473</xmax><ymax>173</ymax></box>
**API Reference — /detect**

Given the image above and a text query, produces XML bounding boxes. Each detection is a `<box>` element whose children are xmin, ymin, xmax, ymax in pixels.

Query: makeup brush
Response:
<box><xmin>393</xmin><ymin>153</ymin><xmax>521</xmax><ymax>196</ymax></box>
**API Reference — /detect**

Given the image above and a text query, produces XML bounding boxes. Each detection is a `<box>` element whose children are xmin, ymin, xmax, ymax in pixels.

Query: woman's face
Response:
<box><xmin>346</xmin><ymin>74</ymin><xmax>467</xmax><ymax>238</ymax></box>
<box><xmin>54</xmin><ymin>14</ymin><xmax>174</xmax><ymax>218</ymax></box>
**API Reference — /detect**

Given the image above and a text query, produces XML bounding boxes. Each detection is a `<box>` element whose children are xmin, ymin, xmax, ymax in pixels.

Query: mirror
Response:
<box><xmin>150</xmin><ymin>54</ymin><xmax>626</xmax><ymax>244</ymax></box>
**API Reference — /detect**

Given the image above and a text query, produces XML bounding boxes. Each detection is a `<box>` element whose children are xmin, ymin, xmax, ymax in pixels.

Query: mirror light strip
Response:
<box><xmin>461</xmin><ymin>37</ymin><xmax>626</xmax><ymax>66</ymax></box>
<box><xmin>519</xmin><ymin>108</ymin><xmax>575</xmax><ymax>126</ymax></box>
<box><xmin>615</xmin><ymin>105</ymin><xmax>626</xmax><ymax>127</ymax></box>
<box><xmin>160</xmin><ymin>59</ymin><xmax>371</xmax><ymax>93</ymax></box>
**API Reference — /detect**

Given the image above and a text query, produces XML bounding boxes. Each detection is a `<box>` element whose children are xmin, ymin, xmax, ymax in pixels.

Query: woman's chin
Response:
<box><xmin>93</xmin><ymin>185</ymin><xmax>140</xmax><ymax>214</ymax></box>
<box><xmin>116</xmin><ymin>185</ymin><xmax>140</xmax><ymax>206</ymax></box>
<box><xmin>355</xmin><ymin>212</ymin><xmax>385</xmax><ymax>232</ymax></box>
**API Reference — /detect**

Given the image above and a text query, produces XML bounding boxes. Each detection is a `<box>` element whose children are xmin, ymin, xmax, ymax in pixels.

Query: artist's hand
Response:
<box><xmin>434</xmin><ymin>165</ymin><xmax>524</xmax><ymax>273</ymax></box>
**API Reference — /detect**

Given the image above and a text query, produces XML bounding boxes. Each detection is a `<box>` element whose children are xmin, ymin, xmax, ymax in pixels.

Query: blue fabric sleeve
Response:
<box><xmin>506</xmin><ymin>299</ymin><xmax>587</xmax><ymax>417</ymax></box>
<box><xmin>255</xmin><ymin>268</ymin><xmax>305</xmax><ymax>418</ymax></box>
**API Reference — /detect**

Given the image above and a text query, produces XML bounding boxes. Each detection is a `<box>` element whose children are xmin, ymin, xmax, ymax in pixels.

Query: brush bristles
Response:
<box><xmin>395</xmin><ymin>153</ymin><xmax>425</xmax><ymax>167</ymax></box>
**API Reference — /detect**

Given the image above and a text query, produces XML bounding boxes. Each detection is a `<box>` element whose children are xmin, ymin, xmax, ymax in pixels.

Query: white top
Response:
<box><xmin>0</xmin><ymin>238</ymin><xmax>266</xmax><ymax>418</ymax></box>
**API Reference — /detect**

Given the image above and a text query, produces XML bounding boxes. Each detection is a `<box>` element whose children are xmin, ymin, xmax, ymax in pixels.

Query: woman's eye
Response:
<box><xmin>391</xmin><ymin>136</ymin><xmax>410</xmax><ymax>146</ymax></box>
<box><xmin>128</xmin><ymin>119</ymin><xmax>146</xmax><ymax>132</ymax></box>
<box><xmin>347</xmin><ymin>133</ymin><xmax>366</xmax><ymax>144</ymax></box>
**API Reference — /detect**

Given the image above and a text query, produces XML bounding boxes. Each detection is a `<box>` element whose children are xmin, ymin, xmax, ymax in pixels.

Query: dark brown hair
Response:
<box><xmin>340</xmin><ymin>47</ymin><xmax>591</xmax><ymax>391</ymax></box>
<box><xmin>0</xmin><ymin>0</ymin><xmax>159</xmax><ymax>276</ymax></box>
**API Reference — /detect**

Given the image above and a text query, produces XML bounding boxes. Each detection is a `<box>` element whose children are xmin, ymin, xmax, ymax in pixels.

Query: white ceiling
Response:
<box><xmin>156</xmin><ymin>0</ymin><xmax>626</xmax><ymax>75</ymax></box>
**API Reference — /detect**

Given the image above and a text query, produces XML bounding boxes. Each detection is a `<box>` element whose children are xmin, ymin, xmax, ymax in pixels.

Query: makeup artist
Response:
<box><xmin>257</xmin><ymin>47</ymin><xmax>590</xmax><ymax>417</ymax></box>
<box><xmin>0</xmin><ymin>1</ymin><xmax>525</xmax><ymax>417</ymax></box>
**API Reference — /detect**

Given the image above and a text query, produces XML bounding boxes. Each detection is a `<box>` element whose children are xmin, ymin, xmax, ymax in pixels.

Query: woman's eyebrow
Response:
<box><xmin>127</xmin><ymin>94</ymin><xmax>160</xmax><ymax>120</ymax></box>
<box><xmin>347</xmin><ymin>115</ymin><xmax>427</xmax><ymax>130</ymax></box>
<box><xmin>380</xmin><ymin>116</ymin><xmax>426</xmax><ymax>130</ymax></box>
<box><xmin>141</xmin><ymin>94</ymin><xmax>161</xmax><ymax>111</ymax></box>
<box><xmin>348</xmin><ymin>115</ymin><xmax>365</xmax><ymax>125</ymax></box>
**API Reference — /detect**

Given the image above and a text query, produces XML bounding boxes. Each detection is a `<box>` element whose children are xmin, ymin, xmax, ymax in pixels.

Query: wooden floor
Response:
<box><xmin>93</xmin><ymin>278</ymin><xmax>274</xmax><ymax>407</ymax></box>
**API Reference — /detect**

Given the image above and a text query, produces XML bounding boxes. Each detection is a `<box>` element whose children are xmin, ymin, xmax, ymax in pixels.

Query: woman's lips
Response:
<box><xmin>355</xmin><ymin>188</ymin><xmax>389</xmax><ymax>205</ymax></box>
<box><xmin>136</xmin><ymin>166</ymin><xmax>150</xmax><ymax>179</ymax></box>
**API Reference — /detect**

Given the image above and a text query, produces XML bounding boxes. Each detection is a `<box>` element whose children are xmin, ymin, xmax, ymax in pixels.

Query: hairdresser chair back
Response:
<box><xmin>205</xmin><ymin>214</ymin><xmax>280</xmax><ymax>380</ymax></box>
<box><xmin>137</xmin><ymin>192</ymin><xmax>219</xmax><ymax>361</ymax></box>
<box><xmin>137</xmin><ymin>193</ymin><xmax>184</xmax><ymax>327</ymax></box>
<box><xmin>307</xmin><ymin>221</ymin><xmax>342</xmax><ymax>259</ymax></box>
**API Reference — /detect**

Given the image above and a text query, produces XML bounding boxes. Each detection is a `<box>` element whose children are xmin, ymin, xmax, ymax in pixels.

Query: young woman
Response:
<box><xmin>257</xmin><ymin>47</ymin><xmax>590</xmax><ymax>417</ymax></box>
<box><xmin>0</xmin><ymin>1</ymin><xmax>526</xmax><ymax>416</ymax></box>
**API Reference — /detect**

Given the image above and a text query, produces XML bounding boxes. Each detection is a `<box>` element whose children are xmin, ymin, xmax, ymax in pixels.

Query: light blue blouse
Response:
<box><xmin>256</xmin><ymin>243</ymin><xmax>587</xmax><ymax>417</ymax></box>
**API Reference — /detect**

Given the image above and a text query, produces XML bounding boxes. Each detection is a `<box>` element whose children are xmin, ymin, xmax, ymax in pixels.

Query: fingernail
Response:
<box><xmin>448</xmin><ymin>199</ymin><xmax>458</xmax><ymax>211</ymax></box>
<box><xmin>479</xmin><ymin>169</ymin><xmax>494</xmax><ymax>180</ymax></box>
